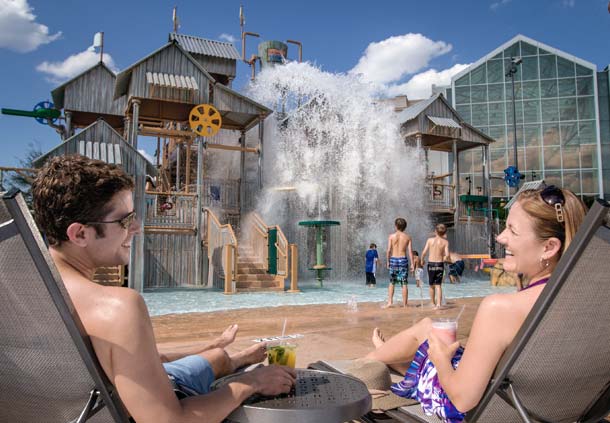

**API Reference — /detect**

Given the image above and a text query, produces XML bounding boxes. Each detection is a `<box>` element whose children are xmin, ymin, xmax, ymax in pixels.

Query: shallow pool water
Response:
<box><xmin>143</xmin><ymin>276</ymin><xmax>515</xmax><ymax>316</ymax></box>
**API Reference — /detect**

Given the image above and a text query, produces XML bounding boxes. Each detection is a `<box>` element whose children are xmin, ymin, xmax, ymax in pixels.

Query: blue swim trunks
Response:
<box><xmin>389</xmin><ymin>257</ymin><xmax>409</xmax><ymax>285</ymax></box>
<box><xmin>163</xmin><ymin>355</ymin><xmax>215</xmax><ymax>397</ymax></box>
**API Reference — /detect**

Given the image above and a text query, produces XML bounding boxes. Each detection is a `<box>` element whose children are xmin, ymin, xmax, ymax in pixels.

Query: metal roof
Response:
<box><xmin>146</xmin><ymin>72</ymin><xmax>199</xmax><ymax>91</ymax></box>
<box><xmin>395</xmin><ymin>94</ymin><xmax>439</xmax><ymax>122</ymax></box>
<box><xmin>169</xmin><ymin>33</ymin><xmax>240</xmax><ymax>60</ymax></box>
<box><xmin>427</xmin><ymin>115</ymin><xmax>461</xmax><ymax>129</ymax></box>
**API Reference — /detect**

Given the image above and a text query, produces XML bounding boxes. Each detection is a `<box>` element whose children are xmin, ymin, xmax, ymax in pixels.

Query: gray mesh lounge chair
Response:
<box><xmin>0</xmin><ymin>191</ymin><xmax>130</xmax><ymax>423</ymax></box>
<box><xmin>316</xmin><ymin>199</ymin><xmax>610</xmax><ymax>423</ymax></box>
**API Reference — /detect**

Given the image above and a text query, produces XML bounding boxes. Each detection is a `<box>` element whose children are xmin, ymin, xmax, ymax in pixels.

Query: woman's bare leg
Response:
<box><xmin>365</xmin><ymin>317</ymin><xmax>432</xmax><ymax>374</ymax></box>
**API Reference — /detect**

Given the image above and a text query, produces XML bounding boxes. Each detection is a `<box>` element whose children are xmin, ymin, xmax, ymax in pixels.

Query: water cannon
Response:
<box><xmin>2</xmin><ymin>101</ymin><xmax>61</xmax><ymax>125</ymax></box>
<box><xmin>2</xmin><ymin>100</ymin><xmax>66</xmax><ymax>138</ymax></box>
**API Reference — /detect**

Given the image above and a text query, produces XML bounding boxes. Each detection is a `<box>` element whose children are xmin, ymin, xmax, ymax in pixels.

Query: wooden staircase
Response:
<box><xmin>236</xmin><ymin>246</ymin><xmax>284</xmax><ymax>292</ymax></box>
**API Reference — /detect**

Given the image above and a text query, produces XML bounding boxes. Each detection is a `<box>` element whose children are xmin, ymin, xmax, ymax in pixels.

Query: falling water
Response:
<box><xmin>246</xmin><ymin>62</ymin><xmax>430</xmax><ymax>280</ymax></box>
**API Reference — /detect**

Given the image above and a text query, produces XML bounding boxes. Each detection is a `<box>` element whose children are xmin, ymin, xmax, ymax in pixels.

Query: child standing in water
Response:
<box><xmin>365</xmin><ymin>243</ymin><xmax>379</xmax><ymax>287</ymax></box>
<box><xmin>421</xmin><ymin>224</ymin><xmax>450</xmax><ymax>309</ymax></box>
<box><xmin>384</xmin><ymin>218</ymin><xmax>414</xmax><ymax>308</ymax></box>
<box><xmin>412</xmin><ymin>251</ymin><xmax>425</xmax><ymax>288</ymax></box>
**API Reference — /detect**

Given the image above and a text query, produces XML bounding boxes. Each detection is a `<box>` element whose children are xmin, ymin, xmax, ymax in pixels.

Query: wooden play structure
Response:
<box><xmin>20</xmin><ymin>32</ymin><xmax>297</xmax><ymax>293</ymax></box>
<box><xmin>395</xmin><ymin>93</ymin><xmax>500</xmax><ymax>255</ymax></box>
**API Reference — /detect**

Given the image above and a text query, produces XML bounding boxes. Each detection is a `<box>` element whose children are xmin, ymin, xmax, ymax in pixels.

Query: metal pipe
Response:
<box><xmin>286</xmin><ymin>39</ymin><xmax>302</xmax><ymax>62</ymax></box>
<box><xmin>241</xmin><ymin>31</ymin><xmax>260</xmax><ymax>63</ymax></box>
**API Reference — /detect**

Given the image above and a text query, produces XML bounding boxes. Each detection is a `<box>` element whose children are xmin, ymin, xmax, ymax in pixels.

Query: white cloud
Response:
<box><xmin>36</xmin><ymin>46</ymin><xmax>117</xmax><ymax>83</ymax></box>
<box><xmin>219</xmin><ymin>33</ymin><xmax>237</xmax><ymax>44</ymax></box>
<box><xmin>138</xmin><ymin>149</ymin><xmax>155</xmax><ymax>164</ymax></box>
<box><xmin>490</xmin><ymin>0</ymin><xmax>511</xmax><ymax>10</ymax></box>
<box><xmin>349</xmin><ymin>33</ymin><xmax>452</xmax><ymax>84</ymax></box>
<box><xmin>561</xmin><ymin>0</ymin><xmax>575</xmax><ymax>7</ymax></box>
<box><xmin>385</xmin><ymin>63</ymin><xmax>471</xmax><ymax>99</ymax></box>
<box><xmin>0</xmin><ymin>0</ymin><xmax>61</xmax><ymax>52</ymax></box>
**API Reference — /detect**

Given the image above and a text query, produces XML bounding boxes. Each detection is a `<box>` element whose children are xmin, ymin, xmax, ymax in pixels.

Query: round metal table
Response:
<box><xmin>214</xmin><ymin>369</ymin><xmax>372</xmax><ymax>423</ymax></box>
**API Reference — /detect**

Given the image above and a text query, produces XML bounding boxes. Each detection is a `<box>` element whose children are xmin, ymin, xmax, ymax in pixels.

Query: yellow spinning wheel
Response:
<box><xmin>189</xmin><ymin>104</ymin><xmax>222</xmax><ymax>137</ymax></box>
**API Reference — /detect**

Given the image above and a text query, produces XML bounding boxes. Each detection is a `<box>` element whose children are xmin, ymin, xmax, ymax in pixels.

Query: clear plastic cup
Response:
<box><xmin>431</xmin><ymin>318</ymin><xmax>457</xmax><ymax>345</ymax></box>
<box><xmin>267</xmin><ymin>343</ymin><xmax>297</xmax><ymax>368</ymax></box>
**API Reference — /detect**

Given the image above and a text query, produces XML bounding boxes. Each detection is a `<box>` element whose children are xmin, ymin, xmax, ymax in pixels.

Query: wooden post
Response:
<box><xmin>185</xmin><ymin>138</ymin><xmax>192</xmax><ymax>192</ymax></box>
<box><xmin>195</xmin><ymin>137</ymin><xmax>204</xmax><ymax>286</ymax></box>
<box><xmin>452</xmin><ymin>139</ymin><xmax>459</xmax><ymax>227</ymax></box>
<box><xmin>64</xmin><ymin>111</ymin><xmax>72</xmax><ymax>139</ymax></box>
<box><xmin>156</xmin><ymin>137</ymin><xmax>160</xmax><ymax>167</ymax></box>
<box><xmin>224</xmin><ymin>245</ymin><xmax>234</xmax><ymax>294</ymax></box>
<box><xmin>288</xmin><ymin>244</ymin><xmax>300</xmax><ymax>292</ymax></box>
<box><xmin>239</xmin><ymin>130</ymin><xmax>246</xmax><ymax>216</ymax></box>
<box><xmin>131</xmin><ymin>99</ymin><xmax>141</xmax><ymax>149</ymax></box>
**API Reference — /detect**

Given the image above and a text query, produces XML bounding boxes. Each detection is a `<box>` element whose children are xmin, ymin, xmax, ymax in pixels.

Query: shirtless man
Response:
<box><xmin>421</xmin><ymin>224</ymin><xmax>450</xmax><ymax>308</ymax></box>
<box><xmin>384</xmin><ymin>217</ymin><xmax>414</xmax><ymax>308</ymax></box>
<box><xmin>31</xmin><ymin>156</ymin><xmax>296</xmax><ymax>423</ymax></box>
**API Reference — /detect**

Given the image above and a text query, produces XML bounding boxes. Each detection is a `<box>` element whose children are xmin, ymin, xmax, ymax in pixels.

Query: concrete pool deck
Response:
<box><xmin>152</xmin><ymin>297</ymin><xmax>483</xmax><ymax>368</ymax></box>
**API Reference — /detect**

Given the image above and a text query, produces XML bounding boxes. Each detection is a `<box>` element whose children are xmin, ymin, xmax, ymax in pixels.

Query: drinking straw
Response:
<box><xmin>455</xmin><ymin>305</ymin><xmax>466</xmax><ymax>323</ymax></box>
<box><xmin>280</xmin><ymin>317</ymin><xmax>287</xmax><ymax>346</ymax></box>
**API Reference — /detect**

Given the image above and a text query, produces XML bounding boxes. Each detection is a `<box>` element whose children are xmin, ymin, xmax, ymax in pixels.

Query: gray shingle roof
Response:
<box><xmin>169</xmin><ymin>33</ymin><xmax>240</xmax><ymax>60</ymax></box>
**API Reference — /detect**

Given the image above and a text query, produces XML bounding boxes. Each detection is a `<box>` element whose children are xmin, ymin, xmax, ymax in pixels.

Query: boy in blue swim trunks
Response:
<box><xmin>384</xmin><ymin>217</ymin><xmax>414</xmax><ymax>308</ymax></box>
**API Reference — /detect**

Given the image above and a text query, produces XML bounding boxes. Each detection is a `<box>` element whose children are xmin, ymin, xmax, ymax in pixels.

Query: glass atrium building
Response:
<box><xmin>447</xmin><ymin>34</ymin><xmax>609</xmax><ymax>201</ymax></box>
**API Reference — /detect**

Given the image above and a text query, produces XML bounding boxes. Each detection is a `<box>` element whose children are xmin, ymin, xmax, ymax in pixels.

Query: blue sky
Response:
<box><xmin>1</xmin><ymin>0</ymin><xmax>609</xmax><ymax>168</ymax></box>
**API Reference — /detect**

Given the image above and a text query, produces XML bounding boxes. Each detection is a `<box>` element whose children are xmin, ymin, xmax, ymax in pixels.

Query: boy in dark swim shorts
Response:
<box><xmin>421</xmin><ymin>224</ymin><xmax>450</xmax><ymax>309</ymax></box>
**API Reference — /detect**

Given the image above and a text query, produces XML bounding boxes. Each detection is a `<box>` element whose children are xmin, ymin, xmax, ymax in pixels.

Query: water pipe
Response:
<box><xmin>286</xmin><ymin>40</ymin><xmax>302</xmax><ymax>62</ymax></box>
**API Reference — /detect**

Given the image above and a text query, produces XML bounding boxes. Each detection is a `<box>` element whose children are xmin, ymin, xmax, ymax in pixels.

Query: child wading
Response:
<box><xmin>384</xmin><ymin>218</ymin><xmax>414</xmax><ymax>308</ymax></box>
<box><xmin>365</xmin><ymin>243</ymin><xmax>379</xmax><ymax>287</ymax></box>
<box><xmin>421</xmin><ymin>224</ymin><xmax>449</xmax><ymax>309</ymax></box>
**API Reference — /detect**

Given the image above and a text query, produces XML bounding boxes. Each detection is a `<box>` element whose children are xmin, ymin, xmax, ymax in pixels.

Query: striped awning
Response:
<box><xmin>146</xmin><ymin>72</ymin><xmax>199</xmax><ymax>91</ymax></box>
<box><xmin>427</xmin><ymin>115</ymin><xmax>461</xmax><ymax>129</ymax></box>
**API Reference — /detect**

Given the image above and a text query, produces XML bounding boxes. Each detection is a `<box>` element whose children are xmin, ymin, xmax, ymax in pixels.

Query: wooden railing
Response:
<box><xmin>144</xmin><ymin>191</ymin><xmax>197</xmax><ymax>230</ymax></box>
<box><xmin>425</xmin><ymin>182</ymin><xmax>455</xmax><ymax>212</ymax></box>
<box><xmin>245</xmin><ymin>213</ymin><xmax>289</xmax><ymax>288</ymax></box>
<box><xmin>202</xmin><ymin>208</ymin><xmax>238</xmax><ymax>293</ymax></box>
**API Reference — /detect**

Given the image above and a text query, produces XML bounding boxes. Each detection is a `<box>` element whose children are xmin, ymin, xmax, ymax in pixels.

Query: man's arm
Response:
<box><xmin>103</xmin><ymin>291</ymin><xmax>294</xmax><ymax>423</ymax></box>
<box><xmin>421</xmin><ymin>239</ymin><xmax>430</xmax><ymax>261</ymax></box>
<box><xmin>407</xmin><ymin>238</ymin><xmax>414</xmax><ymax>272</ymax></box>
<box><xmin>387</xmin><ymin>235</ymin><xmax>393</xmax><ymax>268</ymax></box>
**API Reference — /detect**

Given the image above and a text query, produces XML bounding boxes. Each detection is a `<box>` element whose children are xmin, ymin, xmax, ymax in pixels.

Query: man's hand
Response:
<box><xmin>244</xmin><ymin>365</ymin><xmax>297</xmax><ymax>396</ymax></box>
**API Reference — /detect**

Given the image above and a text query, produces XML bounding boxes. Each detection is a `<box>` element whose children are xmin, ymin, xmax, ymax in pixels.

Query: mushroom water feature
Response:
<box><xmin>298</xmin><ymin>220</ymin><xmax>340</xmax><ymax>286</ymax></box>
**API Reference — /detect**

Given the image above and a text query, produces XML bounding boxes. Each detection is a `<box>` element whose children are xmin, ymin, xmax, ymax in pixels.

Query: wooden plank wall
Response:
<box><xmin>128</xmin><ymin>44</ymin><xmax>210</xmax><ymax>104</ymax></box>
<box><xmin>192</xmin><ymin>54</ymin><xmax>236</xmax><ymax>79</ymax></box>
<box><xmin>64</xmin><ymin>65</ymin><xmax>126</xmax><ymax>115</ymax></box>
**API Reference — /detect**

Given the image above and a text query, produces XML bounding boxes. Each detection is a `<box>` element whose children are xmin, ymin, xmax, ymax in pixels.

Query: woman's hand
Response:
<box><xmin>427</xmin><ymin>332</ymin><xmax>460</xmax><ymax>369</ymax></box>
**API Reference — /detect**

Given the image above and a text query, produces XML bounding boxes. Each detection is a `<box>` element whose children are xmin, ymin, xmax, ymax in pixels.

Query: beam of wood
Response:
<box><xmin>0</xmin><ymin>166</ymin><xmax>37</xmax><ymax>172</ymax></box>
<box><xmin>140</xmin><ymin>126</ymin><xmax>196</xmax><ymax>139</ymax></box>
<box><xmin>207</xmin><ymin>144</ymin><xmax>259</xmax><ymax>153</ymax></box>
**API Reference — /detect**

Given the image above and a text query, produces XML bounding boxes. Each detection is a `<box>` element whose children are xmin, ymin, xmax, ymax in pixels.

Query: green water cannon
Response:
<box><xmin>1</xmin><ymin>101</ymin><xmax>61</xmax><ymax>125</ymax></box>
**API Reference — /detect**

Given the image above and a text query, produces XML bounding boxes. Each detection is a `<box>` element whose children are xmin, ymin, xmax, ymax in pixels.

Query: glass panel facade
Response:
<box><xmin>452</xmin><ymin>38</ymin><xmax>601</xmax><ymax>198</ymax></box>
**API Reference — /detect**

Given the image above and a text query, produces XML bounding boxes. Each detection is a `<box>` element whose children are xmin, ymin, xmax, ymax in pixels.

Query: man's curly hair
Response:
<box><xmin>32</xmin><ymin>155</ymin><xmax>134</xmax><ymax>246</ymax></box>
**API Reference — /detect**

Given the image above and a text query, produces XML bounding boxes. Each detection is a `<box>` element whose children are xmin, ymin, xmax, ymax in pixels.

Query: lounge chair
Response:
<box><xmin>316</xmin><ymin>199</ymin><xmax>610</xmax><ymax>423</ymax></box>
<box><xmin>0</xmin><ymin>191</ymin><xmax>130</xmax><ymax>422</ymax></box>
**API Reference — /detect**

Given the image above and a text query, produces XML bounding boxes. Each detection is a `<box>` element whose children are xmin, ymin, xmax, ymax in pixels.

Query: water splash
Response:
<box><xmin>247</xmin><ymin>62</ymin><xmax>430</xmax><ymax>278</ymax></box>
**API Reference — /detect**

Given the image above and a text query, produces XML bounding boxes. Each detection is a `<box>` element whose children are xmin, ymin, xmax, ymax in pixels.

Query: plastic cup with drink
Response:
<box><xmin>431</xmin><ymin>305</ymin><xmax>465</xmax><ymax>345</ymax></box>
<box><xmin>267</xmin><ymin>342</ymin><xmax>297</xmax><ymax>368</ymax></box>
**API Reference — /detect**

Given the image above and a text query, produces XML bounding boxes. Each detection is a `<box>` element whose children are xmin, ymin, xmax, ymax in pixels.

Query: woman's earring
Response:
<box><xmin>540</xmin><ymin>256</ymin><xmax>550</xmax><ymax>268</ymax></box>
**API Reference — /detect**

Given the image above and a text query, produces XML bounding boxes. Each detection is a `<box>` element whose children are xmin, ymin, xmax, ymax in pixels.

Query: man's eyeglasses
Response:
<box><xmin>86</xmin><ymin>211</ymin><xmax>137</xmax><ymax>229</ymax></box>
<box><xmin>540</xmin><ymin>185</ymin><xmax>565</xmax><ymax>223</ymax></box>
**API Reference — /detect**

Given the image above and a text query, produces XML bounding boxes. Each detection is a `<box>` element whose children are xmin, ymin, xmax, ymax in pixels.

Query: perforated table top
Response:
<box><xmin>215</xmin><ymin>369</ymin><xmax>372</xmax><ymax>423</ymax></box>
